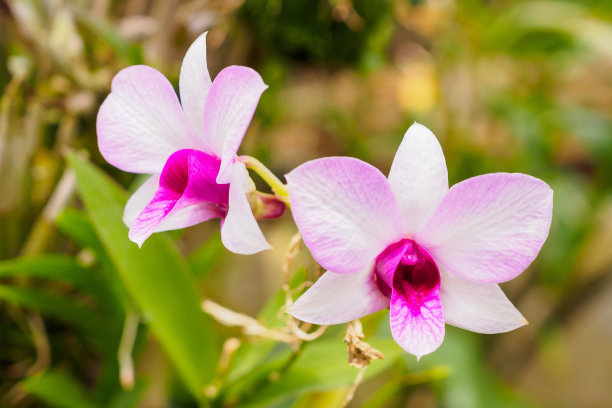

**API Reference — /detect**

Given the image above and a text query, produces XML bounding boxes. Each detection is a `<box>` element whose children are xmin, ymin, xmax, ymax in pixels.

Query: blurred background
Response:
<box><xmin>1</xmin><ymin>0</ymin><xmax>612</xmax><ymax>407</ymax></box>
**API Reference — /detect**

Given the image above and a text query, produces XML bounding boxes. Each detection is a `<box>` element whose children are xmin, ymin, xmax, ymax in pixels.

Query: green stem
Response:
<box><xmin>239</xmin><ymin>155</ymin><xmax>291</xmax><ymax>207</ymax></box>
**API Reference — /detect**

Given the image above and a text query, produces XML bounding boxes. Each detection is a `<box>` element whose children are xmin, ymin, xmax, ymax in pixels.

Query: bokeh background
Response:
<box><xmin>1</xmin><ymin>0</ymin><xmax>612</xmax><ymax>407</ymax></box>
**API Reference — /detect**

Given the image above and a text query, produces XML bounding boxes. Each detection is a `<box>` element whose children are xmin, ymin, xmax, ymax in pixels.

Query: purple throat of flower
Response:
<box><xmin>159</xmin><ymin>148</ymin><xmax>230</xmax><ymax>217</ymax></box>
<box><xmin>158</xmin><ymin>148</ymin><xmax>285</xmax><ymax>220</ymax></box>
<box><xmin>374</xmin><ymin>239</ymin><xmax>440</xmax><ymax>312</ymax></box>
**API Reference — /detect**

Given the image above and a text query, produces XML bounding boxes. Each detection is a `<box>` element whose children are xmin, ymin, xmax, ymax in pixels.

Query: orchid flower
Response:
<box><xmin>97</xmin><ymin>32</ymin><xmax>278</xmax><ymax>254</ymax></box>
<box><xmin>286</xmin><ymin>123</ymin><xmax>553</xmax><ymax>359</ymax></box>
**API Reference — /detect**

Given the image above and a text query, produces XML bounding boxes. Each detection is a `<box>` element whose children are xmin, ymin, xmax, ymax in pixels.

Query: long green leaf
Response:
<box><xmin>74</xmin><ymin>11</ymin><xmax>142</xmax><ymax>64</ymax></box>
<box><xmin>188</xmin><ymin>233</ymin><xmax>224</xmax><ymax>280</ymax></box>
<box><xmin>0</xmin><ymin>285</ymin><xmax>111</xmax><ymax>344</ymax></box>
<box><xmin>22</xmin><ymin>370</ymin><xmax>98</xmax><ymax>408</ymax></box>
<box><xmin>56</xmin><ymin>208</ymin><xmax>115</xmax><ymax>272</ymax></box>
<box><xmin>241</xmin><ymin>337</ymin><xmax>402</xmax><ymax>408</ymax></box>
<box><xmin>108</xmin><ymin>378</ymin><xmax>148</xmax><ymax>408</ymax></box>
<box><xmin>56</xmin><ymin>208</ymin><xmax>127</xmax><ymax>318</ymax></box>
<box><xmin>0</xmin><ymin>255</ymin><xmax>118</xmax><ymax>314</ymax></box>
<box><xmin>67</xmin><ymin>154</ymin><xmax>219</xmax><ymax>397</ymax></box>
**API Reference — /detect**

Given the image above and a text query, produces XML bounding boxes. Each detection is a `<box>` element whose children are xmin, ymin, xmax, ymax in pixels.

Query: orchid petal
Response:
<box><xmin>289</xmin><ymin>264</ymin><xmax>388</xmax><ymax>325</ymax></box>
<box><xmin>286</xmin><ymin>157</ymin><xmax>404</xmax><ymax>274</ymax></box>
<box><xmin>418</xmin><ymin>173</ymin><xmax>553</xmax><ymax>283</ymax></box>
<box><xmin>128</xmin><ymin>187</ymin><xmax>181</xmax><ymax>247</ymax></box>
<box><xmin>124</xmin><ymin>175</ymin><xmax>159</xmax><ymax>228</ymax></box>
<box><xmin>220</xmin><ymin>161</ymin><xmax>271</xmax><ymax>254</ymax></box>
<box><xmin>128</xmin><ymin>149</ymin><xmax>228</xmax><ymax>246</ymax></box>
<box><xmin>123</xmin><ymin>176</ymin><xmax>221</xmax><ymax>233</ymax></box>
<box><xmin>157</xmin><ymin>204</ymin><xmax>222</xmax><ymax>232</ymax></box>
<box><xmin>97</xmin><ymin>66</ymin><xmax>203</xmax><ymax>174</ymax></box>
<box><xmin>202</xmin><ymin>66</ymin><xmax>268</xmax><ymax>183</ymax></box>
<box><xmin>388</xmin><ymin>123</ymin><xmax>448</xmax><ymax>234</ymax></box>
<box><xmin>390</xmin><ymin>282</ymin><xmax>445</xmax><ymax>360</ymax></box>
<box><xmin>440</xmin><ymin>267</ymin><xmax>527</xmax><ymax>334</ymax></box>
<box><xmin>179</xmin><ymin>32</ymin><xmax>212</xmax><ymax>137</ymax></box>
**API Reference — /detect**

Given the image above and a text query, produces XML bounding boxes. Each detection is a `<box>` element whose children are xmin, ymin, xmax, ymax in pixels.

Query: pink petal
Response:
<box><xmin>418</xmin><ymin>173</ymin><xmax>553</xmax><ymax>283</ymax></box>
<box><xmin>124</xmin><ymin>175</ymin><xmax>159</xmax><ymax>227</ymax></box>
<box><xmin>439</xmin><ymin>267</ymin><xmax>527</xmax><ymax>334</ymax></box>
<box><xmin>97</xmin><ymin>66</ymin><xmax>204</xmax><ymax>174</ymax></box>
<box><xmin>128</xmin><ymin>149</ymin><xmax>228</xmax><ymax>246</ymax></box>
<box><xmin>128</xmin><ymin>187</ymin><xmax>183</xmax><ymax>246</ymax></box>
<box><xmin>390</xmin><ymin>280</ymin><xmax>445</xmax><ymax>360</ymax></box>
<box><xmin>123</xmin><ymin>175</ymin><xmax>219</xmax><ymax>233</ymax></box>
<box><xmin>179</xmin><ymin>32</ymin><xmax>212</xmax><ymax>137</ymax></box>
<box><xmin>286</xmin><ymin>157</ymin><xmax>404</xmax><ymax>274</ymax></box>
<box><xmin>387</xmin><ymin>123</ymin><xmax>448</xmax><ymax>235</ymax></box>
<box><xmin>289</xmin><ymin>264</ymin><xmax>389</xmax><ymax>325</ymax></box>
<box><xmin>220</xmin><ymin>161</ymin><xmax>271</xmax><ymax>254</ymax></box>
<box><xmin>158</xmin><ymin>204</ymin><xmax>222</xmax><ymax>232</ymax></box>
<box><xmin>202</xmin><ymin>66</ymin><xmax>268</xmax><ymax>183</ymax></box>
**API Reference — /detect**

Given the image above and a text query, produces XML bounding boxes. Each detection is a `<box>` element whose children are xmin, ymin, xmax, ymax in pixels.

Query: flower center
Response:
<box><xmin>160</xmin><ymin>148</ymin><xmax>230</xmax><ymax>214</ymax></box>
<box><xmin>374</xmin><ymin>239</ymin><xmax>440</xmax><ymax>299</ymax></box>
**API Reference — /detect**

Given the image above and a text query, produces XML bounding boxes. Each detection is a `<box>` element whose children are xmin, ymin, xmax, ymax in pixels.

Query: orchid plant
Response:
<box><xmin>97</xmin><ymin>33</ymin><xmax>553</xmax><ymax>362</ymax></box>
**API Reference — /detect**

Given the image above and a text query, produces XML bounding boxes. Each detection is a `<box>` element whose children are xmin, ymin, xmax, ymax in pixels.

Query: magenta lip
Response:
<box><xmin>374</xmin><ymin>239</ymin><xmax>440</xmax><ymax>299</ymax></box>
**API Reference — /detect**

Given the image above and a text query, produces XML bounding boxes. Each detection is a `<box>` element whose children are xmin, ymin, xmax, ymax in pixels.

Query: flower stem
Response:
<box><xmin>239</xmin><ymin>155</ymin><xmax>291</xmax><ymax>207</ymax></box>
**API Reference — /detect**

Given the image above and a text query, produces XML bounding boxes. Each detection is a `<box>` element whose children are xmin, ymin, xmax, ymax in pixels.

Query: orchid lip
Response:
<box><xmin>129</xmin><ymin>148</ymin><xmax>231</xmax><ymax>245</ymax></box>
<box><xmin>160</xmin><ymin>148</ymin><xmax>230</xmax><ymax>212</ymax></box>
<box><xmin>374</xmin><ymin>239</ymin><xmax>440</xmax><ymax>301</ymax></box>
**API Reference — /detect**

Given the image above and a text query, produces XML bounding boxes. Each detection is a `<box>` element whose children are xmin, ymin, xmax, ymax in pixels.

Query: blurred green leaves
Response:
<box><xmin>239</xmin><ymin>337</ymin><xmax>402</xmax><ymax>408</ymax></box>
<box><xmin>67</xmin><ymin>153</ymin><xmax>220</xmax><ymax>399</ymax></box>
<box><xmin>22</xmin><ymin>370</ymin><xmax>98</xmax><ymax>408</ymax></box>
<box><xmin>240</xmin><ymin>0</ymin><xmax>392</xmax><ymax>66</ymax></box>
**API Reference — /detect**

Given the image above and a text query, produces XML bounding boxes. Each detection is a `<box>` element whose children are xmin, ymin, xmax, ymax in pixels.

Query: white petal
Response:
<box><xmin>179</xmin><ymin>32</ymin><xmax>212</xmax><ymax>137</ymax></box>
<box><xmin>389</xmin><ymin>283</ymin><xmax>445</xmax><ymax>360</ymax></box>
<box><xmin>388</xmin><ymin>123</ymin><xmax>448</xmax><ymax>235</ymax></box>
<box><xmin>286</xmin><ymin>157</ymin><xmax>404</xmax><ymax>274</ymax></box>
<box><xmin>289</xmin><ymin>264</ymin><xmax>389</xmax><ymax>325</ymax></box>
<box><xmin>97</xmin><ymin>66</ymin><xmax>204</xmax><ymax>174</ymax></box>
<box><xmin>220</xmin><ymin>162</ymin><xmax>271</xmax><ymax>254</ymax></box>
<box><xmin>418</xmin><ymin>173</ymin><xmax>553</xmax><ymax>283</ymax></box>
<box><xmin>440</xmin><ymin>267</ymin><xmax>527</xmax><ymax>334</ymax></box>
<box><xmin>157</xmin><ymin>204</ymin><xmax>222</xmax><ymax>232</ymax></box>
<box><xmin>124</xmin><ymin>175</ymin><xmax>221</xmax><ymax>235</ymax></box>
<box><xmin>201</xmin><ymin>66</ymin><xmax>268</xmax><ymax>182</ymax></box>
<box><xmin>124</xmin><ymin>175</ymin><xmax>159</xmax><ymax>227</ymax></box>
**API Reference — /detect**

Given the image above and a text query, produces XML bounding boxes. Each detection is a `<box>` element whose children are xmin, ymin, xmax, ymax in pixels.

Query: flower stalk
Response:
<box><xmin>240</xmin><ymin>155</ymin><xmax>291</xmax><ymax>208</ymax></box>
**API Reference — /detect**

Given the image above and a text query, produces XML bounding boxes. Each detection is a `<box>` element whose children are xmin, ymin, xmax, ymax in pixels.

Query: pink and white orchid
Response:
<box><xmin>286</xmin><ymin>123</ymin><xmax>553</xmax><ymax>359</ymax></box>
<box><xmin>97</xmin><ymin>32</ymin><xmax>273</xmax><ymax>254</ymax></box>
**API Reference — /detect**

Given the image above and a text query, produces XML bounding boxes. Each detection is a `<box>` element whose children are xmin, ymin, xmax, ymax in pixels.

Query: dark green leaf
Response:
<box><xmin>22</xmin><ymin>370</ymin><xmax>98</xmax><ymax>408</ymax></box>
<box><xmin>0</xmin><ymin>255</ymin><xmax>119</xmax><ymax>315</ymax></box>
<box><xmin>0</xmin><ymin>285</ymin><xmax>112</xmax><ymax>345</ymax></box>
<box><xmin>241</xmin><ymin>337</ymin><xmax>401</xmax><ymax>408</ymax></box>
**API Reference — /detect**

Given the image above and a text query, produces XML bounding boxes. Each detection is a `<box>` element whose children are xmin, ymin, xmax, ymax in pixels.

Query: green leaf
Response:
<box><xmin>56</xmin><ymin>209</ymin><xmax>114</xmax><ymax>269</ymax></box>
<box><xmin>426</xmin><ymin>327</ymin><xmax>537</xmax><ymax>408</ymax></box>
<box><xmin>56</xmin><ymin>208</ymin><xmax>127</xmax><ymax>318</ymax></box>
<box><xmin>0</xmin><ymin>255</ymin><xmax>119</xmax><ymax>315</ymax></box>
<box><xmin>108</xmin><ymin>378</ymin><xmax>148</xmax><ymax>408</ymax></box>
<box><xmin>239</xmin><ymin>337</ymin><xmax>402</xmax><ymax>408</ymax></box>
<box><xmin>221</xmin><ymin>268</ymin><xmax>308</xmax><ymax>397</ymax></box>
<box><xmin>220</xmin><ymin>343</ymin><xmax>294</xmax><ymax>405</ymax></box>
<box><xmin>0</xmin><ymin>285</ymin><xmax>113</xmax><ymax>346</ymax></box>
<box><xmin>67</xmin><ymin>154</ymin><xmax>219</xmax><ymax>398</ymax></box>
<box><xmin>188</xmin><ymin>233</ymin><xmax>224</xmax><ymax>280</ymax></box>
<box><xmin>22</xmin><ymin>370</ymin><xmax>98</xmax><ymax>408</ymax></box>
<box><xmin>74</xmin><ymin>11</ymin><xmax>142</xmax><ymax>64</ymax></box>
<box><xmin>257</xmin><ymin>267</ymin><xmax>307</xmax><ymax>328</ymax></box>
